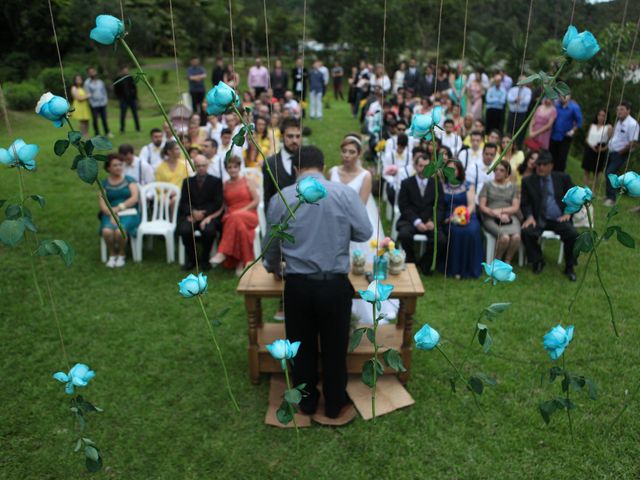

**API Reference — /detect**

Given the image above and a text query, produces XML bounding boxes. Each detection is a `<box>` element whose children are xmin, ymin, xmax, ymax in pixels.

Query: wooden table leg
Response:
<box><xmin>246</xmin><ymin>295</ymin><xmax>261</xmax><ymax>385</ymax></box>
<box><xmin>399</xmin><ymin>297</ymin><xmax>416</xmax><ymax>385</ymax></box>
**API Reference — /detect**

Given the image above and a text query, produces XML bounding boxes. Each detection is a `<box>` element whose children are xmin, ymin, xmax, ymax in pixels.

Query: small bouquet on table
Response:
<box><xmin>370</xmin><ymin>237</ymin><xmax>396</xmax><ymax>280</ymax></box>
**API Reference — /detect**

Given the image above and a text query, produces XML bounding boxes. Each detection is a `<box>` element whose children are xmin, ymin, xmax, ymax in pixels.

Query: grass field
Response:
<box><xmin>1</xmin><ymin>59</ymin><xmax>640</xmax><ymax>479</ymax></box>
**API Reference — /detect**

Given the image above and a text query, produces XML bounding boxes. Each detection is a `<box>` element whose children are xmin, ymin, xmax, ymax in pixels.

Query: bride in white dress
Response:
<box><xmin>329</xmin><ymin>133</ymin><xmax>399</xmax><ymax>324</ymax></box>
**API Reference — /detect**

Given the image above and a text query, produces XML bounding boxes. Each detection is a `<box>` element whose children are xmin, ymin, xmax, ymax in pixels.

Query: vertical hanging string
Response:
<box><xmin>168</xmin><ymin>0</ymin><xmax>199</xmax><ymax>274</ymax></box>
<box><xmin>569</xmin><ymin>0</ymin><xmax>577</xmax><ymax>26</ymax></box>
<box><xmin>374</xmin><ymin>0</ymin><xmax>387</xmax><ymax>249</ymax></box>
<box><xmin>593</xmin><ymin>0</ymin><xmax>629</xmax><ymax>195</ymax></box>
<box><xmin>619</xmin><ymin>13</ymin><xmax>640</xmax><ymax>176</ymax></box>
<box><xmin>297</xmin><ymin>0</ymin><xmax>307</xmax><ymax>172</ymax></box>
<box><xmin>118</xmin><ymin>0</ymin><xmax>125</xmax><ymax>22</ymax></box>
<box><xmin>47</xmin><ymin>0</ymin><xmax>68</xmax><ymax>101</ymax></box>
<box><xmin>0</xmin><ymin>85</ymin><xmax>70</xmax><ymax>371</ymax></box>
<box><xmin>228</xmin><ymin>0</ymin><xmax>237</xmax><ymax>91</ymax></box>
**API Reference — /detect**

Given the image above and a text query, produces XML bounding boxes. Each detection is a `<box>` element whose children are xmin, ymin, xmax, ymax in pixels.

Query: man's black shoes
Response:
<box><xmin>565</xmin><ymin>267</ymin><xmax>577</xmax><ymax>282</ymax></box>
<box><xmin>532</xmin><ymin>261</ymin><xmax>545</xmax><ymax>274</ymax></box>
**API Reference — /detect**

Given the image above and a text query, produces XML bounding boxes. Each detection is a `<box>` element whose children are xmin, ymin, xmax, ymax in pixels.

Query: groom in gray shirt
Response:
<box><xmin>264</xmin><ymin>145</ymin><xmax>371</xmax><ymax>421</ymax></box>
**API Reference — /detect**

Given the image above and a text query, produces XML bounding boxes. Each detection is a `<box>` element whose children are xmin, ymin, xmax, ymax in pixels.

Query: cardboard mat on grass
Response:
<box><xmin>265</xmin><ymin>373</ymin><xmax>414</xmax><ymax>426</ymax></box>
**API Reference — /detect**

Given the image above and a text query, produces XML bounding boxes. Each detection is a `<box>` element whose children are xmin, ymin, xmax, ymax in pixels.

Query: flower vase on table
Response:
<box><xmin>351</xmin><ymin>249</ymin><xmax>366</xmax><ymax>276</ymax></box>
<box><xmin>388</xmin><ymin>248</ymin><xmax>406</xmax><ymax>275</ymax></box>
<box><xmin>373</xmin><ymin>254</ymin><xmax>389</xmax><ymax>280</ymax></box>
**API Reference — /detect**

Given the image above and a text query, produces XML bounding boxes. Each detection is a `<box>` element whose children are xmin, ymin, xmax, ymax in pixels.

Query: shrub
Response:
<box><xmin>38</xmin><ymin>68</ymin><xmax>70</xmax><ymax>97</ymax></box>
<box><xmin>3</xmin><ymin>82</ymin><xmax>42</xmax><ymax>111</ymax></box>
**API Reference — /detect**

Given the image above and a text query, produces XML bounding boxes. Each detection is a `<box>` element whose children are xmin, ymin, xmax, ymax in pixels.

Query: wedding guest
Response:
<box><xmin>383</xmin><ymin>133</ymin><xmax>413</xmax><ymax>205</ymax></box>
<box><xmin>485</xmin><ymin>74</ymin><xmax>507</xmax><ymax>134</ymax></box>
<box><xmin>479</xmin><ymin>160</ymin><xmax>521</xmax><ymax>263</ymax></box>
<box><xmin>70</xmin><ymin>74</ymin><xmax>91</xmax><ymax>138</ymax></box>
<box><xmin>501</xmin><ymin>134</ymin><xmax>524</xmax><ymax>177</ymax></box>
<box><xmin>465</xmin><ymin>142</ymin><xmax>497</xmax><ymax>197</ymax></box>
<box><xmin>581</xmin><ymin>108</ymin><xmax>612</xmax><ymax>186</ymax></box>
<box><xmin>439</xmin><ymin>159</ymin><xmax>483</xmax><ymax>279</ymax></box>
<box><xmin>245</xmin><ymin>116</ymin><xmax>272</xmax><ymax>167</ymax></box>
<box><xmin>549</xmin><ymin>94</ymin><xmax>583</xmax><ymax>172</ymax></box>
<box><xmin>209</xmin><ymin>156</ymin><xmax>259</xmax><ymax>276</ymax></box>
<box><xmin>331</xmin><ymin>60</ymin><xmax>345</xmax><ymax>100</ymax></box>
<box><xmin>393</xmin><ymin>61</ymin><xmax>406</xmax><ymax>95</ymax></box>
<box><xmin>119</xmin><ymin>144</ymin><xmax>154</xmax><ymax>186</ymax></box>
<box><xmin>309</xmin><ymin>60</ymin><xmax>325</xmax><ymax>120</ymax></box>
<box><xmin>139</xmin><ymin>128</ymin><xmax>165</xmax><ymax>170</ymax></box>
<box><xmin>211</xmin><ymin>57</ymin><xmax>226</xmax><ymax>86</ymax></box>
<box><xmin>270</xmin><ymin>59</ymin><xmax>288</xmax><ymax>100</ymax></box>
<box><xmin>396</xmin><ymin>153</ymin><xmax>446</xmax><ymax>275</ymax></box>
<box><xmin>187</xmin><ymin>57</ymin><xmax>207</xmax><ymax>116</ymax></box>
<box><xmin>113</xmin><ymin>66</ymin><xmax>140</xmax><ymax>133</ymax></box>
<box><xmin>403</xmin><ymin>58</ymin><xmax>420</xmax><ymax>93</ymax></box>
<box><xmin>291</xmin><ymin>57</ymin><xmax>308</xmax><ymax>101</ymax></box>
<box><xmin>263</xmin><ymin>118</ymin><xmax>301</xmax><ymax>210</ymax></box>
<box><xmin>520</xmin><ymin>150</ymin><xmax>577</xmax><ymax>280</ymax></box>
<box><xmin>604</xmin><ymin>101</ymin><xmax>639</xmax><ymax>206</ymax></box>
<box><xmin>248</xmin><ymin>58</ymin><xmax>269</xmax><ymax>98</ymax></box>
<box><xmin>263</xmin><ymin>145</ymin><xmax>371</xmax><ymax>422</ymax></box>
<box><xmin>84</xmin><ymin>67</ymin><xmax>111</xmax><ymax>137</ymax></box>
<box><xmin>99</xmin><ymin>154</ymin><xmax>140</xmax><ymax>268</ymax></box>
<box><xmin>155</xmin><ymin>140</ymin><xmax>193</xmax><ymax>190</ymax></box>
<box><xmin>515</xmin><ymin>150</ymin><xmax>539</xmax><ymax>187</ymax></box>
<box><xmin>440</xmin><ymin>119</ymin><xmax>463</xmax><ymax>156</ymax></box>
<box><xmin>177</xmin><ymin>155</ymin><xmax>223</xmax><ymax>271</ymax></box>
<box><xmin>527</xmin><ymin>97</ymin><xmax>557</xmax><ymax>151</ymax></box>
<box><xmin>506</xmin><ymin>76</ymin><xmax>532</xmax><ymax>148</ymax></box>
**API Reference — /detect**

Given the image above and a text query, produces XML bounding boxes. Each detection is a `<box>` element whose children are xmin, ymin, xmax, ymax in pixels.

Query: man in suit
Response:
<box><xmin>396</xmin><ymin>153</ymin><xmax>446</xmax><ymax>275</ymax></box>
<box><xmin>520</xmin><ymin>150</ymin><xmax>578</xmax><ymax>281</ymax></box>
<box><xmin>417</xmin><ymin>65</ymin><xmax>435</xmax><ymax>99</ymax></box>
<box><xmin>177</xmin><ymin>155</ymin><xmax>224</xmax><ymax>271</ymax></box>
<box><xmin>291</xmin><ymin>58</ymin><xmax>308</xmax><ymax>101</ymax></box>
<box><xmin>403</xmin><ymin>58</ymin><xmax>420</xmax><ymax>93</ymax></box>
<box><xmin>263</xmin><ymin>118</ymin><xmax>301</xmax><ymax>211</ymax></box>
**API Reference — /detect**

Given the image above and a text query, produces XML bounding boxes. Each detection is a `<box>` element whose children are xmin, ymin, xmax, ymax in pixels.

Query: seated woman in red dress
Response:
<box><xmin>208</xmin><ymin>155</ymin><xmax>260</xmax><ymax>275</ymax></box>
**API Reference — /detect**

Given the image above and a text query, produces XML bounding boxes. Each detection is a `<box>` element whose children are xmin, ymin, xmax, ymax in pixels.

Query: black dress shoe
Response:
<box><xmin>181</xmin><ymin>262</ymin><xmax>195</xmax><ymax>271</ymax></box>
<box><xmin>565</xmin><ymin>268</ymin><xmax>577</xmax><ymax>282</ymax></box>
<box><xmin>532</xmin><ymin>261</ymin><xmax>545</xmax><ymax>274</ymax></box>
<box><xmin>200</xmin><ymin>262</ymin><xmax>212</xmax><ymax>272</ymax></box>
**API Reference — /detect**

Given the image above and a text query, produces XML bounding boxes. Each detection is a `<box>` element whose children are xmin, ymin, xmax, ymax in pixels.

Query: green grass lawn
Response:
<box><xmin>1</xmin><ymin>60</ymin><xmax>640</xmax><ymax>479</ymax></box>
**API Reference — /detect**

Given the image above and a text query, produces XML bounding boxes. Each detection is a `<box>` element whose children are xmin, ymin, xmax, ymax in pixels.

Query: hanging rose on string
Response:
<box><xmin>562</xmin><ymin>25</ymin><xmax>601</xmax><ymax>62</ymax></box>
<box><xmin>0</xmin><ymin>139</ymin><xmax>39</xmax><ymax>171</ymax></box>
<box><xmin>89</xmin><ymin>14</ymin><xmax>125</xmax><ymax>45</ymax></box>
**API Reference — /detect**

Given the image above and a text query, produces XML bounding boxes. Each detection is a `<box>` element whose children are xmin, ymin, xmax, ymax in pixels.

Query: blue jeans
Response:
<box><xmin>605</xmin><ymin>151</ymin><xmax>627</xmax><ymax>200</ymax></box>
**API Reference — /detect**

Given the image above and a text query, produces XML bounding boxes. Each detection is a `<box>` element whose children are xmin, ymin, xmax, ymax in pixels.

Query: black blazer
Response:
<box><xmin>403</xmin><ymin>69</ymin><xmax>419</xmax><ymax>92</ymax></box>
<box><xmin>262</xmin><ymin>152</ymin><xmax>296</xmax><ymax>211</ymax></box>
<box><xmin>520</xmin><ymin>172</ymin><xmax>574</xmax><ymax>221</ymax></box>
<box><xmin>177</xmin><ymin>175</ymin><xmax>223</xmax><ymax>219</ymax></box>
<box><xmin>291</xmin><ymin>67</ymin><xmax>308</xmax><ymax>94</ymax></box>
<box><xmin>397</xmin><ymin>176</ymin><xmax>445</xmax><ymax>227</ymax></box>
<box><xmin>417</xmin><ymin>74</ymin><xmax>435</xmax><ymax>98</ymax></box>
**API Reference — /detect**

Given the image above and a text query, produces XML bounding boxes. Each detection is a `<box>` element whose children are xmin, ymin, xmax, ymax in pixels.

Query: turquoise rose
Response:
<box><xmin>409</xmin><ymin>113</ymin><xmax>432</xmax><ymax>139</ymax></box>
<box><xmin>358</xmin><ymin>280</ymin><xmax>394</xmax><ymax>310</ymax></box>
<box><xmin>414</xmin><ymin>323</ymin><xmax>440</xmax><ymax>350</ymax></box>
<box><xmin>0</xmin><ymin>139</ymin><xmax>39</xmax><ymax>171</ymax></box>
<box><xmin>562</xmin><ymin>25</ymin><xmax>600</xmax><ymax>61</ymax></box>
<box><xmin>543</xmin><ymin>324</ymin><xmax>574</xmax><ymax>360</ymax></box>
<box><xmin>296</xmin><ymin>176</ymin><xmax>327</xmax><ymax>203</ymax></box>
<box><xmin>53</xmin><ymin>363</ymin><xmax>96</xmax><ymax>394</ymax></box>
<box><xmin>178</xmin><ymin>273</ymin><xmax>208</xmax><ymax>298</ymax></box>
<box><xmin>35</xmin><ymin>92</ymin><xmax>70</xmax><ymax>127</ymax></box>
<box><xmin>206</xmin><ymin>82</ymin><xmax>241</xmax><ymax>116</ymax></box>
<box><xmin>481</xmin><ymin>259</ymin><xmax>516</xmax><ymax>285</ymax></box>
<box><xmin>266</xmin><ymin>339</ymin><xmax>301</xmax><ymax>361</ymax></box>
<box><xmin>608</xmin><ymin>171</ymin><xmax>640</xmax><ymax>197</ymax></box>
<box><xmin>562</xmin><ymin>185</ymin><xmax>593</xmax><ymax>214</ymax></box>
<box><xmin>431</xmin><ymin>105</ymin><xmax>443</xmax><ymax>125</ymax></box>
<box><xmin>89</xmin><ymin>14</ymin><xmax>125</xmax><ymax>45</ymax></box>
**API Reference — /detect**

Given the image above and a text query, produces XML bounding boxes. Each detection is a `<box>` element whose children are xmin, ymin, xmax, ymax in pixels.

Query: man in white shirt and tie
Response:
<box><xmin>119</xmin><ymin>144</ymin><xmax>154</xmax><ymax>185</ymax></box>
<box><xmin>506</xmin><ymin>77</ymin><xmax>532</xmax><ymax>149</ymax></box>
<box><xmin>465</xmin><ymin>142</ymin><xmax>497</xmax><ymax>197</ymax></box>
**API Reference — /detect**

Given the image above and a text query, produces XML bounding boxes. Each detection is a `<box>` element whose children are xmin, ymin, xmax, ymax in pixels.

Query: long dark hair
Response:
<box><xmin>518</xmin><ymin>150</ymin><xmax>537</xmax><ymax>176</ymax></box>
<box><xmin>592</xmin><ymin>108</ymin><xmax>609</xmax><ymax>126</ymax></box>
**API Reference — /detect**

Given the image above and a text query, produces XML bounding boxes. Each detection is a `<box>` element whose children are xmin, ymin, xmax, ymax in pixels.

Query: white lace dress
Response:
<box><xmin>329</xmin><ymin>167</ymin><xmax>399</xmax><ymax>324</ymax></box>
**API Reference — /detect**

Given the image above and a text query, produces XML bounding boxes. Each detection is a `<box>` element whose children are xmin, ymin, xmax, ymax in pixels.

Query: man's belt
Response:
<box><xmin>287</xmin><ymin>272</ymin><xmax>348</xmax><ymax>281</ymax></box>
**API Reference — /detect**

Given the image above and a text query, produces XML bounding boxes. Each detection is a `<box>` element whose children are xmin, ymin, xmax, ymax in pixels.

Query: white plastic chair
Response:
<box><xmin>540</xmin><ymin>230</ymin><xmax>564</xmax><ymax>265</ymax></box>
<box><xmin>135</xmin><ymin>182</ymin><xmax>181</xmax><ymax>263</ymax></box>
<box><xmin>100</xmin><ymin>234</ymin><xmax>140</xmax><ymax>263</ymax></box>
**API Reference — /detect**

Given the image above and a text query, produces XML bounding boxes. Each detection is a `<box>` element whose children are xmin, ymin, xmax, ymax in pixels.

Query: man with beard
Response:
<box><xmin>262</xmin><ymin>118</ymin><xmax>301</xmax><ymax>210</ymax></box>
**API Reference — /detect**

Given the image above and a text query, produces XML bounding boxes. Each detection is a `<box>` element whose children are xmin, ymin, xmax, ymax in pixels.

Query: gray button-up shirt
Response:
<box><xmin>263</xmin><ymin>171</ymin><xmax>372</xmax><ymax>275</ymax></box>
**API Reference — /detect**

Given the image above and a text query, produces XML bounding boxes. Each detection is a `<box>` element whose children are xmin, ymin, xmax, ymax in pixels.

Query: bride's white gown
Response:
<box><xmin>329</xmin><ymin>167</ymin><xmax>399</xmax><ymax>324</ymax></box>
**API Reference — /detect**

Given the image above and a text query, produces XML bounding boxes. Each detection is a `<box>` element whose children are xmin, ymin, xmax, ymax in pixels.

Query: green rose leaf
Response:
<box><xmin>543</xmin><ymin>84</ymin><xmax>558</xmax><ymax>100</ymax></box>
<box><xmin>73</xmin><ymin>438</ymin><xmax>82</xmax><ymax>452</ymax></box>
<box><xmin>361</xmin><ymin>359</ymin><xmax>376</xmax><ymax>388</ymax></box>
<box><xmin>549</xmin><ymin>366</ymin><xmax>563</xmax><ymax>383</ymax></box>
<box><xmin>54</xmin><ymin>139</ymin><xmax>70</xmax><ymax>156</ymax></box>
<box><xmin>468</xmin><ymin>376</ymin><xmax>484</xmax><ymax>395</ymax></box>
<box><xmin>607</xmin><ymin>203</ymin><xmax>619</xmax><ymax>220</ymax></box>
<box><xmin>442</xmin><ymin>166</ymin><xmax>460</xmax><ymax>185</ymax></box>
<box><xmin>68</xmin><ymin>131</ymin><xmax>82</xmax><ymax>145</ymax></box>
<box><xmin>517</xmin><ymin>73</ymin><xmax>540</xmax><ymax>85</ymax></box>
<box><xmin>366</xmin><ymin>327</ymin><xmax>376</xmax><ymax>344</ymax></box>
<box><xmin>85</xmin><ymin>445</ymin><xmax>99</xmax><ymax>462</ymax></box>
<box><xmin>561</xmin><ymin>376</ymin><xmax>570</xmax><ymax>393</ymax></box>
<box><xmin>20</xmin><ymin>216</ymin><xmax>37</xmax><ymax>233</ymax></box>
<box><xmin>77</xmin><ymin>158</ymin><xmax>99</xmax><ymax>184</ymax></box>
<box><xmin>573</xmin><ymin>230</ymin><xmax>596</xmax><ymax>255</ymax></box>
<box><xmin>5</xmin><ymin>203</ymin><xmax>21</xmax><ymax>219</ymax></box>
<box><xmin>555</xmin><ymin>397</ymin><xmax>574</xmax><ymax>410</ymax></box>
<box><xmin>554</xmin><ymin>81</ymin><xmax>571</xmax><ymax>97</ymax></box>
<box><xmin>0</xmin><ymin>219</ymin><xmax>26</xmax><ymax>246</ymax></box>
<box><xmin>474</xmin><ymin>372</ymin><xmax>497</xmax><ymax>386</ymax></box>
<box><xmin>276</xmin><ymin>401</ymin><xmax>293</xmax><ymax>425</ymax></box>
<box><xmin>94</xmin><ymin>154</ymin><xmax>109</xmax><ymax>162</ymax></box>
<box><xmin>483</xmin><ymin>302</ymin><xmax>511</xmax><ymax>318</ymax></box>
<box><xmin>0</xmin><ymin>200</ymin><xmax>5</xmax><ymax>208</ymax></box>
<box><xmin>71</xmin><ymin>154</ymin><xmax>82</xmax><ymax>170</ymax></box>
<box><xmin>616</xmin><ymin>229</ymin><xmax>635</xmax><ymax>249</ymax></box>
<box><xmin>449</xmin><ymin>378</ymin><xmax>456</xmax><ymax>393</ymax></box>
<box><xmin>35</xmin><ymin>239</ymin><xmax>75</xmax><ymax>266</ymax></box>
<box><xmin>91</xmin><ymin>136</ymin><xmax>112</xmax><ymax>151</ymax></box>
<box><xmin>232</xmin><ymin>127</ymin><xmax>246</xmax><ymax>147</ymax></box>
<box><xmin>284</xmin><ymin>388</ymin><xmax>302</xmax><ymax>405</ymax></box>
<box><xmin>29</xmin><ymin>195</ymin><xmax>45</xmax><ymax>208</ymax></box>
<box><xmin>603</xmin><ymin>225</ymin><xmax>621</xmax><ymax>240</ymax></box>
<box><xmin>84</xmin><ymin>139</ymin><xmax>95</xmax><ymax>156</ymax></box>
<box><xmin>85</xmin><ymin>453</ymin><xmax>103</xmax><ymax>473</ymax></box>
<box><xmin>422</xmin><ymin>162</ymin><xmax>439</xmax><ymax>178</ymax></box>
<box><xmin>382</xmin><ymin>348</ymin><xmax>406</xmax><ymax>372</ymax></box>
<box><xmin>477</xmin><ymin>325</ymin><xmax>493</xmax><ymax>353</ymax></box>
<box><xmin>539</xmin><ymin>399</ymin><xmax>557</xmax><ymax>424</ymax></box>
<box><xmin>82</xmin><ymin>437</ymin><xmax>96</xmax><ymax>446</ymax></box>
<box><xmin>349</xmin><ymin>327</ymin><xmax>366</xmax><ymax>352</ymax></box>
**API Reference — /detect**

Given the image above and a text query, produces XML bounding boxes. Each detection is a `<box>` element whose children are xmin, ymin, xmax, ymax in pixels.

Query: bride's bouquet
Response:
<box><xmin>452</xmin><ymin>206</ymin><xmax>470</xmax><ymax>226</ymax></box>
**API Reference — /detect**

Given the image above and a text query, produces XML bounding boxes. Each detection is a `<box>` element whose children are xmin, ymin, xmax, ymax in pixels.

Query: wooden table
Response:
<box><xmin>236</xmin><ymin>263</ymin><xmax>425</xmax><ymax>385</ymax></box>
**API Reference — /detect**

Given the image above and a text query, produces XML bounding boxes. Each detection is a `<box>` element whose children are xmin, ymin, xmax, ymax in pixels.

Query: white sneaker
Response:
<box><xmin>603</xmin><ymin>199</ymin><xmax>615</xmax><ymax>207</ymax></box>
<box><xmin>115</xmin><ymin>256</ymin><xmax>126</xmax><ymax>267</ymax></box>
<box><xmin>106</xmin><ymin>256</ymin><xmax>117</xmax><ymax>268</ymax></box>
